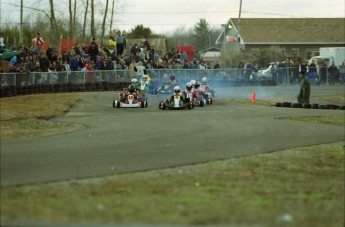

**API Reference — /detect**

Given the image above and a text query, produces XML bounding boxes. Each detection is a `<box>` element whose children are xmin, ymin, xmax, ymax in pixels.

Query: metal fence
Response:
<box><xmin>0</xmin><ymin>67</ymin><xmax>304</xmax><ymax>87</ymax></box>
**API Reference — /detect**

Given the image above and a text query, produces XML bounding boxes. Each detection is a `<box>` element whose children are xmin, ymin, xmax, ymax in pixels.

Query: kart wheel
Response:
<box><xmin>113</xmin><ymin>100</ymin><xmax>116</xmax><ymax>107</ymax></box>
<box><xmin>159</xmin><ymin>101</ymin><xmax>163</xmax><ymax>109</ymax></box>
<box><xmin>115</xmin><ymin>100</ymin><xmax>120</xmax><ymax>108</ymax></box>
<box><xmin>199</xmin><ymin>100</ymin><xmax>204</xmax><ymax>107</ymax></box>
<box><xmin>141</xmin><ymin>101</ymin><xmax>145</xmax><ymax>108</ymax></box>
<box><xmin>208</xmin><ymin>98</ymin><xmax>213</xmax><ymax>104</ymax></box>
<box><xmin>145</xmin><ymin>101</ymin><xmax>148</xmax><ymax>107</ymax></box>
<box><xmin>163</xmin><ymin>103</ymin><xmax>167</xmax><ymax>110</ymax></box>
<box><xmin>188</xmin><ymin>103</ymin><xmax>192</xmax><ymax>109</ymax></box>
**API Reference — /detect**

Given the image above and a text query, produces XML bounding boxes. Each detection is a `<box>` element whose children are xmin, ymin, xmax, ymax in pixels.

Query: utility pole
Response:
<box><xmin>236</xmin><ymin>0</ymin><xmax>242</xmax><ymax>52</ymax></box>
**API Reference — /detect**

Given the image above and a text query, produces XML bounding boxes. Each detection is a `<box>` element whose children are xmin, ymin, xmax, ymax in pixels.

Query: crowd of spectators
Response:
<box><xmin>1</xmin><ymin>32</ymin><xmax>217</xmax><ymax>85</ymax></box>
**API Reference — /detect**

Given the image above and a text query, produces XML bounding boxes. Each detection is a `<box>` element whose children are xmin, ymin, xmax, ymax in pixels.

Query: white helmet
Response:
<box><xmin>202</xmin><ymin>77</ymin><xmax>208</xmax><ymax>83</ymax></box>
<box><xmin>190</xmin><ymin>80</ymin><xmax>196</xmax><ymax>86</ymax></box>
<box><xmin>142</xmin><ymin>75</ymin><xmax>148</xmax><ymax>81</ymax></box>
<box><xmin>131</xmin><ymin>78</ymin><xmax>138</xmax><ymax>85</ymax></box>
<box><xmin>174</xmin><ymin>86</ymin><xmax>180</xmax><ymax>93</ymax></box>
<box><xmin>186</xmin><ymin>82</ymin><xmax>192</xmax><ymax>91</ymax></box>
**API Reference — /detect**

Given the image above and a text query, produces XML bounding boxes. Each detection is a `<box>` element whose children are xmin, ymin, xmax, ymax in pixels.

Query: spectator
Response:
<box><xmin>328</xmin><ymin>62</ymin><xmax>338</xmax><ymax>85</ymax></box>
<box><xmin>308</xmin><ymin>60</ymin><xmax>317</xmax><ymax>80</ymax></box>
<box><xmin>88</xmin><ymin>38</ymin><xmax>99</xmax><ymax>62</ymax></box>
<box><xmin>244</xmin><ymin>60</ymin><xmax>254</xmax><ymax>80</ymax></box>
<box><xmin>0</xmin><ymin>31</ymin><xmax>5</xmax><ymax>53</ymax></box>
<box><xmin>32</xmin><ymin>32</ymin><xmax>44</xmax><ymax>55</ymax></box>
<box><xmin>339</xmin><ymin>61</ymin><xmax>345</xmax><ymax>85</ymax></box>
<box><xmin>319</xmin><ymin>61</ymin><xmax>327</xmax><ymax>85</ymax></box>
<box><xmin>115</xmin><ymin>31</ymin><xmax>125</xmax><ymax>56</ymax></box>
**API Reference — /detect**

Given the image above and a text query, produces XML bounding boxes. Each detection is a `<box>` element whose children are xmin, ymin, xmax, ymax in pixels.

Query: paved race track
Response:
<box><xmin>1</xmin><ymin>86</ymin><xmax>344</xmax><ymax>187</ymax></box>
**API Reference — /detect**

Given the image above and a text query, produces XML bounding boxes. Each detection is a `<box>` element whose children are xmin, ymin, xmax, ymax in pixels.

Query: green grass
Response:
<box><xmin>1</xmin><ymin>142</ymin><xmax>344</xmax><ymax>227</ymax></box>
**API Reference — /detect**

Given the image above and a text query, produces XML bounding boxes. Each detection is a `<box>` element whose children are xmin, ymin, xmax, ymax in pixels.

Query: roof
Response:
<box><xmin>199</xmin><ymin>47</ymin><xmax>221</xmax><ymax>53</ymax></box>
<box><xmin>219</xmin><ymin>18</ymin><xmax>345</xmax><ymax>44</ymax></box>
<box><xmin>176</xmin><ymin>46</ymin><xmax>194</xmax><ymax>52</ymax></box>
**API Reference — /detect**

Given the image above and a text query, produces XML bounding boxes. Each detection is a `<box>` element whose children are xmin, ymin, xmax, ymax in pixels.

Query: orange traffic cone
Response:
<box><xmin>251</xmin><ymin>92</ymin><xmax>256</xmax><ymax>103</ymax></box>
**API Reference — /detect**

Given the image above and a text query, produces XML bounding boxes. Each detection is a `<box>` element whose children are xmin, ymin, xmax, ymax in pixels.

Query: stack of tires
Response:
<box><xmin>275</xmin><ymin>102</ymin><xmax>345</xmax><ymax>110</ymax></box>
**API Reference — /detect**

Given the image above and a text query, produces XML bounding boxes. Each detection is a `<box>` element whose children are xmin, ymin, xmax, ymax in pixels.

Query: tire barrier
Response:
<box><xmin>0</xmin><ymin>82</ymin><xmax>130</xmax><ymax>98</ymax></box>
<box><xmin>275</xmin><ymin>102</ymin><xmax>344</xmax><ymax>110</ymax></box>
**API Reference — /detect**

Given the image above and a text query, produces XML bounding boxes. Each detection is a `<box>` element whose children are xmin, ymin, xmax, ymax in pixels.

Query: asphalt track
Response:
<box><xmin>1</xmin><ymin>85</ymin><xmax>344</xmax><ymax>187</ymax></box>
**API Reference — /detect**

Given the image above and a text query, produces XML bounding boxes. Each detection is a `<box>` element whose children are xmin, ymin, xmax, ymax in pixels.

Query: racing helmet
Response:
<box><xmin>190</xmin><ymin>80</ymin><xmax>196</xmax><ymax>87</ymax></box>
<box><xmin>142</xmin><ymin>75</ymin><xmax>148</xmax><ymax>81</ymax></box>
<box><xmin>194</xmin><ymin>81</ymin><xmax>200</xmax><ymax>89</ymax></box>
<box><xmin>131</xmin><ymin>78</ymin><xmax>138</xmax><ymax>85</ymax></box>
<box><xmin>170</xmin><ymin>73</ymin><xmax>176</xmax><ymax>81</ymax></box>
<box><xmin>186</xmin><ymin>82</ymin><xmax>193</xmax><ymax>91</ymax></box>
<box><xmin>128</xmin><ymin>84</ymin><xmax>135</xmax><ymax>93</ymax></box>
<box><xmin>202</xmin><ymin>77</ymin><xmax>208</xmax><ymax>84</ymax></box>
<box><xmin>174</xmin><ymin>86</ymin><xmax>180</xmax><ymax>94</ymax></box>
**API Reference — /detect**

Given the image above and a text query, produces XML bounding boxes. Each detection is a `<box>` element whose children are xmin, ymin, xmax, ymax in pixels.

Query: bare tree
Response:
<box><xmin>69</xmin><ymin>0</ymin><xmax>73</xmax><ymax>38</ymax></box>
<box><xmin>73</xmin><ymin>0</ymin><xmax>77</xmax><ymax>35</ymax></box>
<box><xmin>82</xmin><ymin>0</ymin><xmax>89</xmax><ymax>41</ymax></box>
<box><xmin>109</xmin><ymin>0</ymin><xmax>115</xmax><ymax>35</ymax></box>
<box><xmin>100</xmin><ymin>0</ymin><xmax>109</xmax><ymax>44</ymax></box>
<box><xmin>48</xmin><ymin>0</ymin><xmax>59</xmax><ymax>43</ymax></box>
<box><xmin>91</xmin><ymin>0</ymin><xmax>95</xmax><ymax>38</ymax></box>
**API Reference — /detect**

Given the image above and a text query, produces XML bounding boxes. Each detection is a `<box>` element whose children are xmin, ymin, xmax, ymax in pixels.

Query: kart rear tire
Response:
<box><xmin>199</xmin><ymin>100</ymin><xmax>205</xmax><ymax>107</ymax></box>
<box><xmin>208</xmin><ymin>98</ymin><xmax>213</xmax><ymax>104</ymax></box>
<box><xmin>188</xmin><ymin>103</ymin><xmax>192</xmax><ymax>109</ymax></box>
<box><xmin>141</xmin><ymin>101</ymin><xmax>145</xmax><ymax>108</ymax></box>
<box><xmin>163</xmin><ymin>103</ymin><xmax>167</xmax><ymax>110</ymax></box>
<box><xmin>113</xmin><ymin>100</ymin><xmax>116</xmax><ymax>107</ymax></box>
<box><xmin>145</xmin><ymin>101</ymin><xmax>148</xmax><ymax>107</ymax></box>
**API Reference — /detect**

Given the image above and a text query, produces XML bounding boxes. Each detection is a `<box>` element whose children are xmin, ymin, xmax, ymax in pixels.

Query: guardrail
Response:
<box><xmin>1</xmin><ymin>67</ymin><xmax>298</xmax><ymax>98</ymax></box>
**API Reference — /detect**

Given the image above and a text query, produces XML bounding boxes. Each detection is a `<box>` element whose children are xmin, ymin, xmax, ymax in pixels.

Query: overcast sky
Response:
<box><xmin>1</xmin><ymin>0</ymin><xmax>344</xmax><ymax>34</ymax></box>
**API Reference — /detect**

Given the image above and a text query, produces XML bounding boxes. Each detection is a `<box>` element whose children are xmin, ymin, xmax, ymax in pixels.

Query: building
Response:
<box><xmin>198</xmin><ymin>47</ymin><xmax>221</xmax><ymax>64</ymax></box>
<box><xmin>216</xmin><ymin>18</ymin><xmax>345</xmax><ymax>59</ymax></box>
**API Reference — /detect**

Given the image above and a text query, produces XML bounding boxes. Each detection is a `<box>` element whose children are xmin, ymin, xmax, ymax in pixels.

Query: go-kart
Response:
<box><xmin>113</xmin><ymin>93</ymin><xmax>147</xmax><ymax>108</ymax></box>
<box><xmin>198</xmin><ymin>86</ymin><xmax>214</xmax><ymax>105</ymax></box>
<box><xmin>159</xmin><ymin>94</ymin><xmax>193</xmax><ymax>110</ymax></box>
<box><xmin>184</xmin><ymin>91</ymin><xmax>205</xmax><ymax>107</ymax></box>
<box><xmin>200</xmin><ymin>84</ymin><xmax>217</xmax><ymax>99</ymax></box>
<box><xmin>137</xmin><ymin>81</ymin><xmax>149</xmax><ymax>105</ymax></box>
<box><xmin>154</xmin><ymin>82</ymin><xmax>174</xmax><ymax>94</ymax></box>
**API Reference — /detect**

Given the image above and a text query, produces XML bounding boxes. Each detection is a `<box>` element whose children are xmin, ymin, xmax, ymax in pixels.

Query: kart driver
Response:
<box><xmin>168</xmin><ymin>73</ymin><xmax>178</xmax><ymax>87</ymax></box>
<box><xmin>168</xmin><ymin>85</ymin><xmax>185</xmax><ymax>107</ymax></box>
<box><xmin>124</xmin><ymin>84</ymin><xmax>138</xmax><ymax>103</ymax></box>
<box><xmin>193</xmin><ymin>81</ymin><xmax>205</xmax><ymax>97</ymax></box>
<box><xmin>183</xmin><ymin>82</ymin><xmax>197</xmax><ymax>103</ymax></box>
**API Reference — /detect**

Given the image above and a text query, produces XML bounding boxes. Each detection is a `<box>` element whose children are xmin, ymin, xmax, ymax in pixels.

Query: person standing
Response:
<box><xmin>339</xmin><ymin>61</ymin><xmax>345</xmax><ymax>85</ymax></box>
<box><xmin>32</xmin><ymin>33</ymin><xmax>44</xmax><ymax>55</ymax></box>
<box><xmin>115</xmin><ymin>31</ymin><xmax>124</xmax><ymax>57</ymax></box>
<box><xmin>319</xmin><ymin>61</ymin><xmax>328</xmax><ymax>85</ymax></box>
<box><xmin>297</xmin><ymin>71</ymin><xmax>311</xmax><ymax>104</ymax></box>
<box><xmin>327</xmin><ymin>62</ymin><xmax>338</xmax><ymax>85</ymax></box>
<box><xmin>0</xmin><ymin>31</ymin><xmax>5</xmax><ymax>53</ymax></box>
